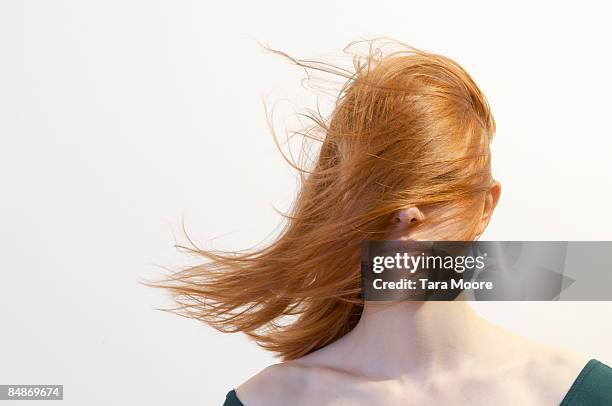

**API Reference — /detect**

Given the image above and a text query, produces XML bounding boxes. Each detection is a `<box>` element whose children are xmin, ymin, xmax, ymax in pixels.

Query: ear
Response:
<box><xmin>393</xmin><ymin>206</ymin><xmax>426</xmax><ymax>225</ymax></box>
<box><xmin>476</xmin><ymin>181</ymin><xmax>501</xmax><ymax>237</ymax></box>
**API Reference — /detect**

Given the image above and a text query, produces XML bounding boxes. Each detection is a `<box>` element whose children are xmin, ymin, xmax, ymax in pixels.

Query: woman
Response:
<box><xmin>158</xmin><ymin>39</ymin><xmax>612</xmax><ymax>405</ymax></box>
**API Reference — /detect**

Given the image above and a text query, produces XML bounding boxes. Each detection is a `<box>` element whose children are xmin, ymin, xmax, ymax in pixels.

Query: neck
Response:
<box><xmin>310</xmin><ymin>300</ymin><xmax>513</xmax><ymax>380</ymax></box>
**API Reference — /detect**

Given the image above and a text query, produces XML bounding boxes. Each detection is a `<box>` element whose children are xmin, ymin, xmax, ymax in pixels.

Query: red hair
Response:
<box><xmin>154</xmin><ymin>38</ymin><xmax>496</xmax><ymax>360</ymax></box>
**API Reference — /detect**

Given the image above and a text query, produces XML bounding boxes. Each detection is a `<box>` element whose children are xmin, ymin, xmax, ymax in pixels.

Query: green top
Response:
<box><xmin>223</xmin><ymin>359</ymin><xmax>612</xmax><ymax>406</ymax></box>
<box><xmin>223</xmin><ymin>389</ymin><xmax>244</xmax><ymax>406</ymax></box>
<box><xmin>559</xmin><ymin>359</ymin><xmax>612</xmax><ymax>406</ymax></box>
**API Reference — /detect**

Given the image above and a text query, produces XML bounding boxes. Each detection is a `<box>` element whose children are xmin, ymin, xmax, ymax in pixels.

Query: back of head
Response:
<box><xmin>155</xmin><ymin>39</ymin><xmax>496</xmax><ymax>360</ymax></box>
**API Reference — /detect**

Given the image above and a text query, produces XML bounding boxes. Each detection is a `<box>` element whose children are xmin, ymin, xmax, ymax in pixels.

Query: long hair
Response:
<box><xmin>154</xmin><ymin>38</ymin><xmax>496</xmax><ymax>360</ymax></box>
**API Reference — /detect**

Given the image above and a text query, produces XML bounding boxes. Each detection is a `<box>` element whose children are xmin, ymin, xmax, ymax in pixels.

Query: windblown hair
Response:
<box><xmin>156</xmin><ymin>38</ymin><xmax>496</xmax><ymax>360</ymax></box>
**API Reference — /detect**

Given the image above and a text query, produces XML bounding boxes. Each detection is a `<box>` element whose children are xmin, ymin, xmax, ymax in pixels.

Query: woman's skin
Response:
<box><xmin>235</xmin><ymin>182</ymin><xmax>588</xmax><ymax>405</ymax></box>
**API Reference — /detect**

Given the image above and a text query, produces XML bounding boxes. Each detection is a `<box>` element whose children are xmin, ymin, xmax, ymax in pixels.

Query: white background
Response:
<box><xmin>2</xmin><ymin>1</ymin><xmax>612</xmax><ymax>405</ymax></box>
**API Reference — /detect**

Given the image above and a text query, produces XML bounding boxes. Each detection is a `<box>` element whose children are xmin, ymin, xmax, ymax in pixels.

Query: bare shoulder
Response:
<box><xmin>235</xmin><ymin>342</ymin><xmax>357</xmax><ymax>406</ymax></box>
<box><xmin>518</xmin><ymin>344</ymin><xmax>591</xmax><ymax>404</ymax></box>
<box><xmin>235</xmin><ymin>362</ymin><xmax>320</xmax><ymax>406</ymax></box>
<box><xmin>525</xmin><ymin>343</ymin><xmax>589</xmax><ymax>379</ymax></box>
